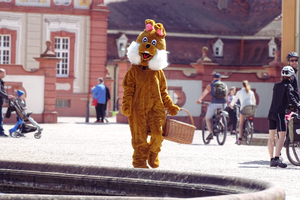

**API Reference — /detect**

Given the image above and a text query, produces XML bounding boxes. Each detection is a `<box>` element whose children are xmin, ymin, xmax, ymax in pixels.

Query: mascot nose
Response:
<box><xmin>146</xmin><ymin>44</ymin><xmax>150</xmax><ymax>48</ymax></box>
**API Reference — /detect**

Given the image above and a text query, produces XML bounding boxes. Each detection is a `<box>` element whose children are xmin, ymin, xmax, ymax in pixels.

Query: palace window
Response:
<box><xmin>56</xmin><ymin>99</ymin><xmax>70</xmax><ymax>107</ymax></box>
<box><xmin>0</xmin><ymin>35</ymin><xmax>11</xmax><ymax>64</ymax></box>
<box><xmin>55</xmin><ymin>37</ymin><xmax>70</xmax><ymax>77</ymax></box>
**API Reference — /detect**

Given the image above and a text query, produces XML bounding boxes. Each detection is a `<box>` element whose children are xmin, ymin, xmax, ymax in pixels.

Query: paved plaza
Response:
<box><xmin>0</xmin><ymin>116</ymin><xmax>299</xmax><ymax>199</ymax></box>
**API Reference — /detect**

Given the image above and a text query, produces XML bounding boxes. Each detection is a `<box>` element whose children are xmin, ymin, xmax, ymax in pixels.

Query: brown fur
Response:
<box><xmin>121</xmin><ymin>19</ymin><xmax>179</xmax><ymax>168</ymax></box>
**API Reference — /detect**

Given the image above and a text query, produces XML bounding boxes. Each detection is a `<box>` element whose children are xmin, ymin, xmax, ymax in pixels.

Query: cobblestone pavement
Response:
<box><xmin>0</xmin><ymin>116</ymin><xmax>299</xmax><ymax>199</ymax></box>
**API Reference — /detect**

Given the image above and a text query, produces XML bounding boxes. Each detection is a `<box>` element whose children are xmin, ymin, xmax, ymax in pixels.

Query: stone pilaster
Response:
<box><xmin>114</xmin><ymin>59</ymin><xmax>132</xmax><ymax>123</ymax></box>
<box><xmin>34</xmin><ymin>41</ymin><xmax>62</xmax><ymax>123</ymax></box>
<box><xmin>89</xmin><ymin>2</ymin><xmax>109</xmax><ymax>95</ymax></box>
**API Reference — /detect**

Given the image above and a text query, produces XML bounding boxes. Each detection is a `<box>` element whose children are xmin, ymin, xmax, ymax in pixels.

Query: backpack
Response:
<box><xmin>289</xmin><ymin>115</ymin><xmax>300</xmax><ymax>142</ymax></box>
<box><xmin>213</xmin><ymin>82</ymin><xmax>226</xmax><ymax>99</ymax></box>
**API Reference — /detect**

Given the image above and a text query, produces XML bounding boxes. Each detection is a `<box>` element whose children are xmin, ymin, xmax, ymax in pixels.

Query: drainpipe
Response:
<box><xmin>86</xmin><ymin>65</ymin><xmax>92</xmax><ymax>123</ymax></box>
<box><xmin>113</xmin><ymin>64</ymin><xmax>118</xmax><ymax>111</ymax></box>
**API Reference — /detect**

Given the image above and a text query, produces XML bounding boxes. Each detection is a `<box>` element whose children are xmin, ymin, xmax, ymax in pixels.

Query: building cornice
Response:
<box><xmin>107</xmin><ymin>29</ymin><xmax>280</xmax><ymax>40</ymax></box>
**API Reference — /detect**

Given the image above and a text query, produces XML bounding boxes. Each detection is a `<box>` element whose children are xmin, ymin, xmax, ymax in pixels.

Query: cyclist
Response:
<box><xmin>286</xmin><ymin>52</ymin><xmax>299</xmax><ymax>96</ymax></box>
<box><xmin>196</xmin><ymin>73</ymin><xmax>227</xmax><ymax>141</ymax></box>
<box><xmin>229</xmin><ymin>80</ymin><xmax>256</xmax><ymax>145</ymax></box>
<box><xmin>282</xmin><ymin>52</ymin><xmax>300</xmax><ymax>149</ymax></box>
<box><xmin>267</xmin><ymin>66</ymin><xmax>300</xmax><ymax>168</ymax></box>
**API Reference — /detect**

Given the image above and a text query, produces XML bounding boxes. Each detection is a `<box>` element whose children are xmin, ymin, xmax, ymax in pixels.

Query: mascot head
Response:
<box><xmin>127</xmin><ymin>19</ymin><xmax>168</xmax><ymax>70</ymax></box>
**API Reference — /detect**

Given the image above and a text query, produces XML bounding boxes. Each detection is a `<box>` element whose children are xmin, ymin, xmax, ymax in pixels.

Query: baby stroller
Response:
<box><xmin>6</xmin><ymin>99</ymin><xmax>42</xmax><ymax>139</ymax></box>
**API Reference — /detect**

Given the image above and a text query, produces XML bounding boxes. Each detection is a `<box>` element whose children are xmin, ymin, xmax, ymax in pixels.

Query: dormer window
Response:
<box><xmin>268</xmin><ymin>37</ymin><xmax>276</xmax><ymax>57</ymax></box>
<box><xmin>212</xmin><ymin>39</ymin><xmax>223</xmax><ymax>57</ymax></box>
<box><xmin>116</xmin><ymin>33</ymin><xmax>128</xmax><ymax>58</ymax></box>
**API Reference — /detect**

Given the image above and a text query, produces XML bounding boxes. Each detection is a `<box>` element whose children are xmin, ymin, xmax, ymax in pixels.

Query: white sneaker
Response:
<box><xmin>104</xmin><ymin>117</ymin><xmax>109</xmax><ymax>123</ymax></box>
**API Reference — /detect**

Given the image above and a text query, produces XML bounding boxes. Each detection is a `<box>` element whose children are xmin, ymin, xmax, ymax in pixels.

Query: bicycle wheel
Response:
<box><xmin>202</xmin><ymin>118</ymin><xmax>211</xmax><ymax>145</ymax></box>
<box><xmin>286</xmin><ymin>138</ymin><xmax>300</xmax><ymax>166</ymax></box>
<box><xmin>244</xmin><ymin>119</ymin><xmax>253</xmax><ymax>145</ymax></box>
<box><xmin>216</xmin><ymin>115</ymin><xmax>227</xmax><ymax>145</ymax></box>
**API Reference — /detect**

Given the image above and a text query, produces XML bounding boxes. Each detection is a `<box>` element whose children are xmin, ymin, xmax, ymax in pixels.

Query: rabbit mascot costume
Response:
<box><xmin>121</xmin><ymin>19</ymin><xmax>179</xmax><ymax>168</ymax></box>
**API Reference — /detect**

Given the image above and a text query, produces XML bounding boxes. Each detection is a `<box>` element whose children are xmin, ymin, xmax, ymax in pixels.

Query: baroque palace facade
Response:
<box><xmin>0</xmin><ymin>0</ymin><xmax>288</xmax><ymax>132</ymax></box>
<box><xmin>0</xmin><ymin>0</ymin><xmax>110</xmax><ymax>123</ymax></box>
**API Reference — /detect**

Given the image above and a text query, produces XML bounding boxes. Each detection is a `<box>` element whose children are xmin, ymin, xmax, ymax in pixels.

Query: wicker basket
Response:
<box><xmin>163</xmin><ymin>108</ymin><xmax>196</xmax><ymax>144</ymax></box>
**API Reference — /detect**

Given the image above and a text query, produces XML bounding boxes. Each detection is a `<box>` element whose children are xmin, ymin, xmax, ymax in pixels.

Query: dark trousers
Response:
<box><xmin>104</xmin><ymin>102</ymin><xmax>108</xmax><ymax>118</ymax></box>
<box><xmin>0</xmin><ymin>104</ymin><xmax>4</xmax><ymax>134</ymax></box>
<box><xmin>228</xmin><ymin>108</ymin><xmax>237</xmax><ymax>132</ymax></box>
<box><xmin>95</xmin><ymin>103</ymin><xmax>106</xmax><ymax>122</ymax></box>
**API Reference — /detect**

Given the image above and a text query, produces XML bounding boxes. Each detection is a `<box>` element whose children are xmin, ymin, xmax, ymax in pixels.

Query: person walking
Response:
<box><xmin>227</xmin><ymin>86</ymin><xmax>237</xmax><ymax>135</ymax></box>
<box><xmin>0</xmin><ymin>69</ymin><xmax>15</xmax><ymax>137</ymax></box>
<box><xmin>104</xmin><ymin>83</ymin><xmax>110</xmax><ymax>123</ymax></box>
<box><xmin>196</xmin><ymin>73</ymin><xmax>227</xmax><ymax>141</ymax></box>
<box><xmin>267</xmin><ymin>66</ymin><xmax>300</xmax><ymax>168</ymax></box>
<box><xmin>230</xmin><ymin>80</ymin><xmax>256</xmax><ymax>145</ymax></box>
<box><xmin>91</xmin><ymin>77</ymin><xmax>106</xmax><ymax>123</ymax></box>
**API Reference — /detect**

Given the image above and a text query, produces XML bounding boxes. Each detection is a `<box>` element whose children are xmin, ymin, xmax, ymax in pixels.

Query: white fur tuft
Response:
<box><xmin>148</xmin><ymin>49</ymin><xmax>169</xmax><ymax>70</ymax></box>
<box><xmin>126</xmin><ymin>41</ymin><xmax>169</xmax><ymax>70</ymax></box>
<box><xmin>126</xmin><ymin>41</ymin><xmax>141</xmax><ymax>65</ymax></box>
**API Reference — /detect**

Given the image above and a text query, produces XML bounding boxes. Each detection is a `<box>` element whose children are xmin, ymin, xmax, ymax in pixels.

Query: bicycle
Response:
<box><xmin>201</xmin><ymin>101</ymin><xmax>228</xmax><ymax>145</ymax></box>
<box><xmin>285</xmin><ymin>112</ymin><xmax>300</xmax><ymax>166</ymax></box>
<box><xmin>235</xmin><ymin>104</ymin><xmax>256</xmax><ymax>145</ymax></box>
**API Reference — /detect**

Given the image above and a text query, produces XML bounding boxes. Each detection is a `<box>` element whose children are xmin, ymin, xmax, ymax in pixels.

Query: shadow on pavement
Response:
<box><xmin>239</xmin><ymin>160</ymin><xmax>270</xmax><ymax>166</ymax></box>
<box><xmin>73</xmin><ymin>122</ymin><xmax>121</xmax><ymax>125</ymax></box>
<box><xmin>191</xmin><ymin>143</ymin><xmax>220</xmax><ymax>146</ymax></box>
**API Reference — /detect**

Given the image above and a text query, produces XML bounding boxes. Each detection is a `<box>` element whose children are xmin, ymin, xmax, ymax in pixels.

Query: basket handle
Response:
<box><xmin>165</xmin><ymin>108</ymin><xmax>195</xmax><ymax>126</ymax></box>
<box><xmin>180</xmin><ymin>108</ymin><xmax>194</xmax><ymax>126</ymax></box>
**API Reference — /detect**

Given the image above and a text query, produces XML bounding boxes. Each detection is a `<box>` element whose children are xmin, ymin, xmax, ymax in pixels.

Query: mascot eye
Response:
<box><xmin>151</xmin><ymin>39</ymin><xmax>157</xmax><ymax>46</ymax></box>
<box><xmin>142</xmin><ymin>37</ymin><xmax>148</xmax><ymax>43</ymax></box>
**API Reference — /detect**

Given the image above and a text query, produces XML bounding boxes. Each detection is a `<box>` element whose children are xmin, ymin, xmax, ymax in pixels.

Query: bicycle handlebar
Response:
<box><xmin>201</xmin><ymin>101</ymin><xmax>210</xmax><ymax>105</ymax></box>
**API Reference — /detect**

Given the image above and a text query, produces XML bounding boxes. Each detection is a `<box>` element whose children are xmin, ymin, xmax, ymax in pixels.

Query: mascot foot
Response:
<box><xmin>148</xmin><ymin>152</ymin><xmax>160</xmax><ymax>168</ymax></box>
<box><xmin>133</xmin><ymin>161</ymin><xmax>149</xmax><ymax>169</ymax></box>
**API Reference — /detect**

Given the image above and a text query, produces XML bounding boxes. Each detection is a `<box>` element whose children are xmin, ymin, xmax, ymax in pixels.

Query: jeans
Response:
<box><xmin>228</xmin><ymin>108</ymin><xmax>237</xmax><ymax>132</ymax></box>
<box><xmin>95</xmin><ymin>103</ymin><xmax>106</xmax><ymax>122</ymax></box>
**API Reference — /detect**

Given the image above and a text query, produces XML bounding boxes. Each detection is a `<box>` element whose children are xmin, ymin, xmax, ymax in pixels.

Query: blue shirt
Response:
<box><xmin>91</xmin><ymin>83</ymin><xmax>106</xmax><ymax>104</ymax></box>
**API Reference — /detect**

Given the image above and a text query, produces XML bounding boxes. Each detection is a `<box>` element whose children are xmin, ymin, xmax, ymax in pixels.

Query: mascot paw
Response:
<box><xmin>121</xmin><ymin>105</ymin><xmax>131</xmax><ymax>116</ymax></box>
<box><xmin>148</xmin><ymin>152</ymin><xmax>159</xmax><ymax>168</ymax></box>
<box><xmin>167</xmin><ymin>105</ymin><xmax>180</xmax><ymax>116</ymax></box>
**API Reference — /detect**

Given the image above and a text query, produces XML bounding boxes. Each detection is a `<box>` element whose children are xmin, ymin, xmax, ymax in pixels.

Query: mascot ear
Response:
<box><xmin>154</xmin><ymin>23</ymin><xmax>166</xmax><ymax>38</ymax></box>
<box><xmin>145</xmin><ymin>19</ymin><xmax>155</xmax><ymax>32</ymax></box>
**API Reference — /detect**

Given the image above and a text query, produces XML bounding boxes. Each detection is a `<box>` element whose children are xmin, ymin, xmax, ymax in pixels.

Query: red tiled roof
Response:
<box><xmin>105</xmin><ymin>0</ymin><xmax>282</xmax><ymax>36</ymax></box>
<box><xmin>106</xmin><ymin>0</ymin><xmax>282</xmax><ymax>66</ymax></box>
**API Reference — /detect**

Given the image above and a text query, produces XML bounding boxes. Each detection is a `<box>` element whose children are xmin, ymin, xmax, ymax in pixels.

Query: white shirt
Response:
<box><xmin>230</xmin><ymin>88</ymin><xmax>256</xmax><ymax>110</ymax></box>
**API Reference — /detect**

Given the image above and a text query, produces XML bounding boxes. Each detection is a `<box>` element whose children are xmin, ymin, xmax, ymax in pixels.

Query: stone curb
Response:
<box><xmin>0</xmin><ymin>160</ymin><xmax>285</xmax><ymax>200</ymax></box>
